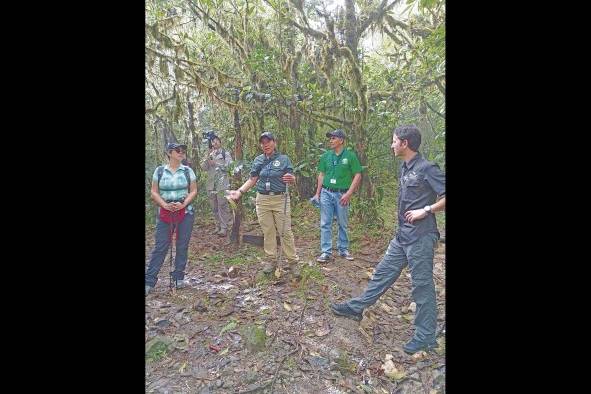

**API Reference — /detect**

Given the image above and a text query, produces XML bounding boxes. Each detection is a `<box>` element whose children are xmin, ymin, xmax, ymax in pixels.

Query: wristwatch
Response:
<box><xmin>423</xmin><ymin>205</ymin><xmax>432</xmax><ymax>214</ymax></box>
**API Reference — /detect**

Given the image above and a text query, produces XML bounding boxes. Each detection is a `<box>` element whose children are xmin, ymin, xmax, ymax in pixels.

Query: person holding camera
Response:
<box><xmin>228</xmin><ymin>131</ymin><xmax>299</xmax><ymax>273</ymax></box>
<box><xmin>201</xmin><ymin>135</ymin><xmax>233</xmax><ymax>237</ymax></box>
<box><xmin>145</xmin><ymin>142</ymin><xmax>198</xmax><ymax>295</ymax></box>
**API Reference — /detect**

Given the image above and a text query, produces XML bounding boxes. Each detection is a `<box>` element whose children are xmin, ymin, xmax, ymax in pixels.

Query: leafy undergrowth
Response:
<box><xmin>145</xmin><ymin>202</ymin><xmax>445</xmax><ymax>393</ymax></box>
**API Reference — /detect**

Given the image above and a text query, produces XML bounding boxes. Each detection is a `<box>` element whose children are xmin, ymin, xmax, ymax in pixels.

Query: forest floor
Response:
<box><xmin>145</xmin><ymin>203</ymin><xmax>446</xmax><ymax>394</ymax></box>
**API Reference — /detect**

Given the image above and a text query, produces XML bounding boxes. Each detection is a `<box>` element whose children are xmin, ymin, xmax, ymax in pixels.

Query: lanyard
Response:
<box><xmin>331</xmin><ymin>151</ymin><xmax>343</xmax><ymax>175</ymax></box>
<box><xmin>262</xmin><ymin>155</ymin><xmax>280</xmax><ymax>184</ymax></box>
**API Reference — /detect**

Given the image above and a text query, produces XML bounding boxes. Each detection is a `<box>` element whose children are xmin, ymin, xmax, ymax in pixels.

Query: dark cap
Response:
<box><xmin>259</xmin><ymin>131</ymin><xmax>275</xmax><ymax>142</ymax></box>
<box><xmin>166</xmin><ymin>142</ymin><xmax>188</xmax><ymax>151</ymax></box>
<box><xmin>326</xmin><ymin>129</ymin><xmax>346</xmax><ymax>139</ymax></box>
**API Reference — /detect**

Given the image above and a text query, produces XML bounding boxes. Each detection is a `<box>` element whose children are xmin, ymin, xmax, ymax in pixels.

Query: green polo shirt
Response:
<box><xmin>318</xmin><ymin>148</ymin><xmax>363</xmax><ymax>189</ymax></box>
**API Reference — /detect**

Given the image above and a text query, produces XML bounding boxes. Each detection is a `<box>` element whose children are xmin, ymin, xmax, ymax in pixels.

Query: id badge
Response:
<box><xmin>265</xmin><ymin>181</ymin><xmax>271</xmax><ymax>191</ymax></box>
<box><xmin>330</xmin><ymin>178</ymin><xmax>337</xmax><ymax>184</ymax></box>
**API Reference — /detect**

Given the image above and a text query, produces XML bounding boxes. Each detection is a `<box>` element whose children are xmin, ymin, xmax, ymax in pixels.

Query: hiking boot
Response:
<box><xmin>316</xmin><ymin>253</ymin><xmax>331</xmax><ymax>263</ymax></box>
<box><xmin>175</xmin><ymin>279</ymin><xmax>189</xmax><ymax>289</ymax></box>
<box><xmin>330</xmin><ymin>302</ymin><xmax>363</xmax><ymax>322</ymax></box>
<box><xmin>340</xmin><ymin>250</ymin><xmax>354</xmax><ymax>260</ymax></box>
<box><xmin>262</xmin><ymin>262</ymin><xmax>277</xmax><ymax>275</ymax></box>
<box><xmin>217</xmin><ymin>229</ymin><xmax>227</xmax><ymax>237</ymax></box>
<box><xmin>403</xmin><ymin>338</ymin><xmax>438</xmax><ymax>355</ymax></box>
<box><xmin>145</xmin><ymin>285</ymin><xmax>153</xmax><ymax>296</ymax></box>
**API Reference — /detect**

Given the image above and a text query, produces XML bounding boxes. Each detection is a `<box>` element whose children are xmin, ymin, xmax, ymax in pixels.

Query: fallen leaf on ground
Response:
<box><xmin>315</xmin><ymin>327</ymin><xmax>330</xmax><ymax>337</ymax></box>
<box><xmin>382</xmin><ymin>358</ymin><xmax>406</xmax><ymax>381</ymax></box>
<box><xmin>411</xmin><ymin>351</ymin><xmax>427</xmax><ymax>360</ymax></box>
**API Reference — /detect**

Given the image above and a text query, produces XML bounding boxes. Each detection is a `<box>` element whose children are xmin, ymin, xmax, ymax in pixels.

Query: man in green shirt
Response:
<box><xmin>313</xmin><ymin>129</ymin><xmax>363</xmax><ymax>263</ymax></box>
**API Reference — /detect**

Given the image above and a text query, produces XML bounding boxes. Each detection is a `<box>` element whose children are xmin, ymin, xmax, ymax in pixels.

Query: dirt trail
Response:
<box><xmin>145</xmin><ymin>216</ymin><xmax>445</xmax><ymax>393</ymax></box>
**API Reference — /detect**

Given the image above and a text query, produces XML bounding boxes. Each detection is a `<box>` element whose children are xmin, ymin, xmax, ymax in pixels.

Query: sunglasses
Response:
<box><xmin>173</xmin><ymin>148</ymin><xmax>186</xmax><ymax>154</ymax></box>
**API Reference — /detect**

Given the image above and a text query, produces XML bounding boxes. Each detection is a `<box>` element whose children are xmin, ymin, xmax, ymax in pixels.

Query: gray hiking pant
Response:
<box><xmin>346</xmin><ymin>233</ymin><xmax>438</xmax><ymax>344</ymax></box>
<box><xmin>208</xmin><ymin>190</ymin><xmax>232</xmax><ymax>231</ymax></box>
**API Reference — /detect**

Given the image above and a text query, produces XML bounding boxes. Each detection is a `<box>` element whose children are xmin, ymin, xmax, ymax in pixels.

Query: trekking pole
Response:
<box><xmin>169</xmin><ymin>210</ymin><xmax>178</xmax><ymax>291</ymax></box>
<box><xmin>275</xmin><ymin>183</ymin><xmax>289</xmax><ymax>277</ymax></box>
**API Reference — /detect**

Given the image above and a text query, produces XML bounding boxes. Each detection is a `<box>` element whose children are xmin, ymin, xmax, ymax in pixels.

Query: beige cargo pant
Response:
<box><xmin>255</xmin><ymin>192</ymin><xmax>298</xmax><ymax>261</ymax></box>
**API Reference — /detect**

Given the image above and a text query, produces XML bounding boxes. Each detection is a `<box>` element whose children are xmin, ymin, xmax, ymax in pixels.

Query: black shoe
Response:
<box><xmin>403</xmin><ymin>338</ymin><xmax>438</xmax><ymax>354</ymax></box>
<box><xmin>330</xmin><ymin>303</ymin><xmax>363</xmax><ymax>322</ymax></box>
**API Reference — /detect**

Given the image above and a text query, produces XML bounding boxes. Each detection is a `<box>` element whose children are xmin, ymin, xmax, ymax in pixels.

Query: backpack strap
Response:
<box><xmin>156</xmin><ymin>166</ymin><xmax>164</xmax><ymax>189</ymax></box>
<box><xmin>158</xmin><ymin>165</ymin><xmax>191</xmax><ymax>194</ymax></box>
<box><xmin>221</xmin><ymin>149</ymin><xmax>226</xmax><ymax>161</ymax></box>
<box><xmin>183</xmin><ymin>167</ymin><xmax>191</xmax><ymax>193</ymax></box>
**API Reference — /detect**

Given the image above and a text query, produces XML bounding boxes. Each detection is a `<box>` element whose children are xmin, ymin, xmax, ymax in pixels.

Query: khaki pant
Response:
<box><xmin>255</xmin><ymin>193</ymin><xmax>298</xmax><ymax>261</ymax></box>
<box><xmin>208</xmin><ymin>190</ymin><xmax>232</xmax><ymax>231</ymax></box>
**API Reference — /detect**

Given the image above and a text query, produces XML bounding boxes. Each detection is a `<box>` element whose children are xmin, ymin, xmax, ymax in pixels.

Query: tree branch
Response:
<box><xmin>305</xmin><ymin>115</ymin><xmax>339</xmax><ymax>131</ymax></box>
<box><xmin>187</xmin><ymin>1</ymin><xmax>248</xmax><ymax>62</ymax></box>
<box><xmin>368</xmin><ymin>90</ymin><xmax>399</xmax><ymax>102</ymax></box>
<box><xmin>434</xmin><ymin>79</ymin><xmax>445</xmax><ymax>95</ymax></box>
<box><xmin>146</xmin><ymin>95</ymin><xmax>176</xmax><ymax>114</ymax></box>
<box><xmin>263</xmin><ymin>0</ymin><xmax>327</xmax><ymax>41</ymax></box>
<box><xmin>384</xmin><ymin>14</ymin><xmax>410</xmax><ymax>31</ymax></box>
<box><xmin>299</xmin><ymin>107</ymin><xmax>353</xmax><ymax>127</ymax></box>
<box><xmin>382</xmin><ymin>25</ymin><xmax>404</xmax><ymax>46</ymax></box>
<box><xmin>424</xmin><ymin>101</ymin><xmax>445</xmax><ymax>119</ymax></box>
<box><xmin>359</xmin><ymin>0</ymin><xmax>402</xmax><ymax>36</ymax></box>
<box><xmin>423</xmin><ymin>75</ymin><xmax>445</xmax><ymax>95</ymax></box>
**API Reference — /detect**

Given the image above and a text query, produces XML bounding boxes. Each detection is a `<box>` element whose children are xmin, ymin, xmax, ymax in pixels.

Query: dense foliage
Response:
<box><xmin>145</xmin><ymin>0</ymin><xmax>445</xmax><ymax>226</ymax></box>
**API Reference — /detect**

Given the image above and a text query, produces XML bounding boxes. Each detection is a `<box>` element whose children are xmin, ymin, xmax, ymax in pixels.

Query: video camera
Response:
<box><xmin>202</xmin><ymin>130</ymin><xmax>218</xmax><ymax>149</ymax></box>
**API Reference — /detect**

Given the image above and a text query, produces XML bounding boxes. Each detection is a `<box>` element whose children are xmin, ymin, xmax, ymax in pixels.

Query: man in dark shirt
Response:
<box><xmin>330</xmin><ymin>125</ymin><xmax>446</xmax><ymax>355</ymax></box>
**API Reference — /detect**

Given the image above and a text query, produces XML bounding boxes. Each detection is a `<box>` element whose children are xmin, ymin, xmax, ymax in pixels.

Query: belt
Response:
<box><xmin>165</xmin><ymin>199</ymin><xmax>185</xmax><ymax>203</ymax></box>
<box><xmin>322</xmin><ymin>186</ymin><xmax>348</xmax><ymax>193</ymax></box>
<box><xmin>258</xmin><ymin>191</ymin><xmax>285</xmax><ymax>195</ymax></box>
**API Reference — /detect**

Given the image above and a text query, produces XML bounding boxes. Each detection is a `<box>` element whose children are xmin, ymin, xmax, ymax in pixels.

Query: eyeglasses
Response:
<box><xmin>173</xmin><ymin>148</ymin><xmax>186</xmax><ymax>154</ymax></box>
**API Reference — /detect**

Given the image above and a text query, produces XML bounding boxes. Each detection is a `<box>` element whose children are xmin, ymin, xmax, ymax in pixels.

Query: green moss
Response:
<box><xmin>145</xmin><ymin>336</ymin><xmax>172</xmax><ymax>362</ymax></box>
<box><xmin>241</xmin><ymin>324</ymin><xmax>267</xmax><ymax>353</ymax></box>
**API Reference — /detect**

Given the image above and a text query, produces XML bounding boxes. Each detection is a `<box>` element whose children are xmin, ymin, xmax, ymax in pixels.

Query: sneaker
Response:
<box><xmin>145</xmin><ymin>285</ymin><xmax>153</xmax><ymax>296</ymax></box>
<box><xmin>340</xmin><ymin>250</ymin><xmax>354</xmax><ymax>260</ymax></box>
<box><xmin>316</xmin><ymin>253</ymin><xmax>331</xmax><ymax>263</ymax></box>
<box><xmin>175</xmin><ymin>279</ymin><xmax>189</xmax><ymax>289</ymax></box>
<box><xmin>403</xmin><ymin>338</ymin><xmax>438</xmax><ymax>355</ymax></box>
<box><xmin>330</xmin><ymin>302</ymin><xmax>363</xmax><ymax>322</ymax></box>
